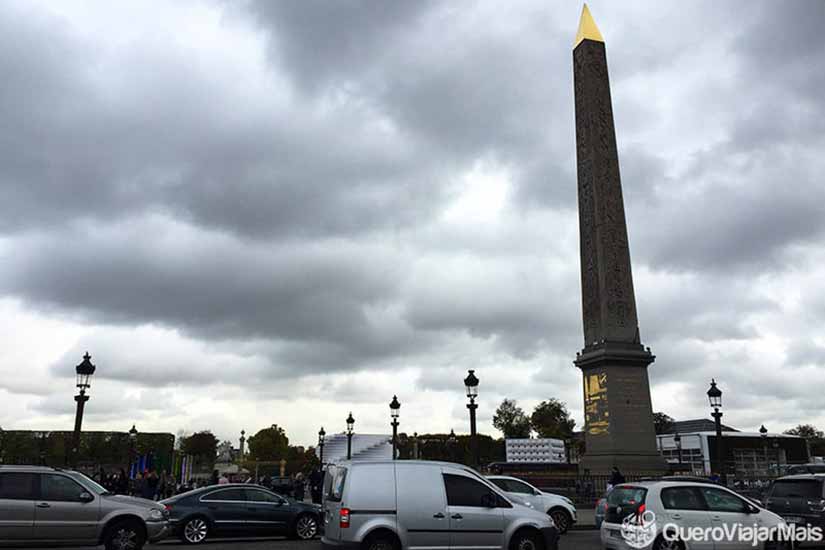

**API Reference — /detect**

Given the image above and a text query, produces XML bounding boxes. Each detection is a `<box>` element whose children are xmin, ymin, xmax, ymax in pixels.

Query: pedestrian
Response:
<box><xmin>310</xmin><ymin>468</ymin><xmax>324</xmax><ymax>504</ymax></box>
<box><xmin>609</xmin><ymin>466</ymin><xmax>625</xmax><ymax>487</ymax></box>
<box><xmin>218</xmin><ymin>473</ymin><xmax>229</xmax><ymax>485</ymax></box>
<box><xmin>293</xmin><ymin>473</ymin><xmax>305</xmax><ymax>501</ymax></box>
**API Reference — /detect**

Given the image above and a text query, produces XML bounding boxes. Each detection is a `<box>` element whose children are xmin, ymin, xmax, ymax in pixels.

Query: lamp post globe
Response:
<box><xmin>707</xmin><ymin>379</ymin><xmax>722</xmax><ymax>409</ymax></box>
<box><xmin>389</xmin><ymin>396</ymin><xmax>400</xmax><ymax>460</ymax></box>
<box><xmin>71</xmin><ymin>352</ymin><xmax>96</xmax><ymax>467</ymax></box>
<box><xmin>346</xmin><ymin>412</ymin><xmax>355</xmax><ymax>460</ymax></box>
<box><xmin>707</xmin><ymin>379</ymin><xmax>726</xmax><ymax>485</ymax></box>
<box><xmin>464</xmin><ymin>369</ymin><xmax>479</xmax><ymax>400</ymax></box>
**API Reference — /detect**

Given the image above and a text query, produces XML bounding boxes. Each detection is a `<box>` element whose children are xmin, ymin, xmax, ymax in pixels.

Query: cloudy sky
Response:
<box><xmin>1</xmin><ymin>0</ymin><xmax>824</xmax><ymax>448</ymax></box>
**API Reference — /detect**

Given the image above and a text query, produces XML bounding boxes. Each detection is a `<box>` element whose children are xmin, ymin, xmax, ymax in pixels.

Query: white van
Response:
<box><xmin>321</xmin><ymin>460</ymin><xmax>558</xmax><ymax>550</ymax></box>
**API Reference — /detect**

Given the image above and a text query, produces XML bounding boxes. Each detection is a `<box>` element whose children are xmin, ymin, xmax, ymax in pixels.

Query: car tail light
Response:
<box><xmin>340</xmin><ymin>507</ymin><xmax>351</xmax><ymax>528</ymax></box>
<box><xmin>638</xmin><ymin>503</ymin><xmax>646</xmax><ymax>516</ymax></box>
<box><xmin>808</xmin><ymin>499</ymin><xmax>825</xmax><ymax>512</ymax></box>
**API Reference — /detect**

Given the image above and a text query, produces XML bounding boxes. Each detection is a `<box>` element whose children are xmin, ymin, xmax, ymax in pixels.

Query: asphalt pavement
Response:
<box><xmin>19</xmin><ymin>531</ymin><xmax>604</xmax><ymax>550</ymax></box>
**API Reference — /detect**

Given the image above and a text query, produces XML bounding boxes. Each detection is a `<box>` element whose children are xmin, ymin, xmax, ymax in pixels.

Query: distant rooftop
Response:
<box><xmin>662</xmin><ymin>419</ymin><xmax>739</xmax><ymax>434</ymax></box>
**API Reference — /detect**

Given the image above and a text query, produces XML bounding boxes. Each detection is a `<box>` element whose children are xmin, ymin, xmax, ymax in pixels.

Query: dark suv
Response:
<box><xmin>764</xmin><ymin>474</ymin><xmax>825</xmax><ymax>528</ymax></box>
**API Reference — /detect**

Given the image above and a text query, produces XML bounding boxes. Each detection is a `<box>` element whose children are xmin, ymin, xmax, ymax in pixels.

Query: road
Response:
<box><xmin>23</xmin><ymin>531</ymin><xmax>603</xmax><ymax>550</ymax></box>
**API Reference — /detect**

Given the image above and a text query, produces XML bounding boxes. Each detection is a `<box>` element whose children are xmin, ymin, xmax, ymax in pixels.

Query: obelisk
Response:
<box><xmin>572</xmin><ymin>4</ymin><xmax>666</xmax><ymax>474</ymax></box>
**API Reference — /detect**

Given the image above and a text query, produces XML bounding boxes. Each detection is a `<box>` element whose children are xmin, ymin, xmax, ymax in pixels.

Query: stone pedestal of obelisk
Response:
<box><xmin>572</xmin><ymin>5</ymin><xmax>667</xmax><ymax>474</ymax></box>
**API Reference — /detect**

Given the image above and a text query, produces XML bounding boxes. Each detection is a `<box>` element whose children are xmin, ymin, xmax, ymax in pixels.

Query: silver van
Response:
<box><xmin>321</xmin><ymin>460</ymin><xmax>558</xmax><ymax>550</ymax></box>
<box><xmin>0</xmin><ymin>465</ymin><xmax>170</xmax><ymax>549</ymax></box>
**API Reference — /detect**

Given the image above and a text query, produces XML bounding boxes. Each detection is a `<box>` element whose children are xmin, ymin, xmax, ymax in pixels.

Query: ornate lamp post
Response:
<box><xmin>448</xmin><ymin>429</ymin><xmax>458</xmax><ymax>463</ymax></box>
<box><xmin>71</xmin><ymin>352</ymin><xmax>96</xmax><ymax>466</ymax></box>
<box><xmin>346</xmin><ymin>412</ymin><xmax>355</xmax><ymax>460</ymax></box>
<box><xmin>464</xmin><ymin>370</ymin><xmax>480</xmax><ymax>467</ymax></box>
<box><xmin>674</xmin><ymin>432</ymin><xmax>682</xmax><ymax>466</ymax></box>
<box><xmin>318</xmin><ymin>427</ymin><xmax>326</xmax><ymax>465</ymax></box>
<box><xmin>707</xmin><ymin>379</ymin><xmax>725</xmax><ymax>484</ymax></box>
<box><xmin>128</xmin><ymin>424</ymin><xmax>138</xmax><ymax>484</ymax></box>
<box><xmin>390</xmin><ymin>396</ymin><xmax>400</xmax><ymax>460</ymax></box>
<box><xmin>239</xmin><ymin>430</ymin><xmax>246</xmax><ymax>462</ymax></box>
<box><xmin>759</xmin><ymin>424</ymin><xmax>768</xmax><ymax>475</ymax></box>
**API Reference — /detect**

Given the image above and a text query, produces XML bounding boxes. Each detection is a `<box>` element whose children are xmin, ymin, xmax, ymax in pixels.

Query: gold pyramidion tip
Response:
<box><xmin>574</xmin><ymin>4</ymin><xmax>604</xmax><ymax>48</ymax></box>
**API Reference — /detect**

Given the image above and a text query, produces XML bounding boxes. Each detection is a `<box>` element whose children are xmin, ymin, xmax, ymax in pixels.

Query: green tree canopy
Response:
<box><xmin>248</xmin><ymin>424</ymin><xmax>290</xmax><ymax>462</ymax></box>
<box><xmin>530</xmin><ymin>399</ymin><xmax>575</xmax><ymax>439</ymax></box>
<box><xmin>180</xmin><ymin>431</ymin><xmax>218</xmax><ymax>471</ymax></box>
<box><xmin>653</xmin><ymin>412</ymin><xmax>675</xmax><ymax>434</ymax></box>
<box><xmin>493</xmin><ymin>399</ymin><xmax>532</xmax><ymax>438</ymax></box>
<box><xmin>784</xmin><ymin>424</ymin><xmax>824</xmax><ymax>440</ymax></box>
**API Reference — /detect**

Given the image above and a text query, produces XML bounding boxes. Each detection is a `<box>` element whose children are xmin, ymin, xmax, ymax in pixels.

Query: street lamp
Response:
<box><xmin>707</xmin><ymin>379</ymin><xmax>725</xmax><ymax>485</ymax></box>
<box><xmin>390</xmin><ymin>396</ymin><xmax>400</xmax><ymax>460</ymax></box>
<box><xmin>346</xmin><ymin>412</ymin><xmax>355</xmax><ymax>460</ymax></box>
<box><xmin>71</xmin><ymin>352</ymin><xmax>96</xmax><ymax>466</ymax></box>
<box><xmin>448</xmin><ymin>429</ymin><xmax>458</xmax><ymax>463</ymax></box>
<box><xmin>128</xmin><ymin>425</ymin><xmax>138</xmax><ymax>484</ymax></box>
<box><xmin>464</xmin><ymin>370</ymin><xmax>480</xmax><ymax>467</ymax></box>
<box><xmin>674</xmin><ymin>432</ymin><xmax>682</xmax><ymax>466</ymax></box>
<box><xmin>318</xmin><ymin>427</ymin><xmax>326</xmax><ymax>465</ymax></box>
<box><xmin>760</xmin><ymin>424</ymin><xmax>768</xmax><ymax>475</ymax></box>
<box><xmin>239</xmin><ymin>430</ymin><xmax>246</xmax><ymax>462</ymax></box>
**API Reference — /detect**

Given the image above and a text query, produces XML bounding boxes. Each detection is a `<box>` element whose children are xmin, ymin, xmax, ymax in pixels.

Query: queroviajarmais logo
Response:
<box><xmin>620</xmin><ymin>509</ymin><xmax>657</xmax><ymax>549</ymax></box>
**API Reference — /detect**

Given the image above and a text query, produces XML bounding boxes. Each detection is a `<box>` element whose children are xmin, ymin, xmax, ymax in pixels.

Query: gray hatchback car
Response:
<box><xmin>0</xmin><ymin>465</ymin><xmax>170</xmax><ymax>549</ymax></box>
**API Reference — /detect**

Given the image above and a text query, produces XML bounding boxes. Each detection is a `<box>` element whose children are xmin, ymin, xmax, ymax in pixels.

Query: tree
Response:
<box><xmin>784</xmin><ymin>424</ymin><xmax>824</xmax><ymax>440</ymax></box>
<box><xmin>248</xmin><ymin>424</ymin><xmax>290</xmax><ymax>462</ymax></box>
<box><xmin>493</xmin><ymin>399</ymin><xmax>532</xmax><ymax>438</ymax></box>
<box><xmin>530</xmin><ymin>399</ymin><xmax>575</xmax><ymax>439</ymax></box>
<box><xmin>653</xmin><ymin>412</ymin><xmax>675</xmax><ymax>434</ymax></box>
<box><xmin>180</xmin><ymin>431</ymin><xmax>218</xmax><ymax>472</ymax></box>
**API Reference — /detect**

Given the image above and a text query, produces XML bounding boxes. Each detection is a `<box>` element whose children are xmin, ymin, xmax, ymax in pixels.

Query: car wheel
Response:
<box><xmin>104</xmin><ymin>520</ymin><xmax>146</xmax><ymax>550</ymax></box>
<box><xmin>364</xmin><ymin>532</ymin><xmax>400</xmax><ymax>550</ymax></box>
<box><xmin>181</xmin><ymin>517</ymin><xmax>210</xmax><ymax>545</ymax></box>
<box><xmin>510</xmin><ymin>529</ymin><xmax>545</xmax><ymax>550</ymax></box>
<box><xmin>653</xmin><ymin>533</ymin><xmax>685</xmax><ymax>550</ymax></box>
<box><xmin>293</xmin><ymin>513</ymin><xmax>319</xmax><ymax>540</ymax></box>
<box><xmin>549</xmin><ymin>508</ymin><xmax>572</xmax><ymax>534</ymax></box>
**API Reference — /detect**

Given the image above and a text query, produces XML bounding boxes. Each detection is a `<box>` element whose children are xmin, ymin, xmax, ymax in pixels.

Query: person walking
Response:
<box><xmin>608</xmin><ymin>466</ymin><xmax>625</xmax><ymax>490</ymax></box>
<box><xmin>293</xmin><ymin>473</ymin><xmax>305</xmax><ymax>501</ymax></box>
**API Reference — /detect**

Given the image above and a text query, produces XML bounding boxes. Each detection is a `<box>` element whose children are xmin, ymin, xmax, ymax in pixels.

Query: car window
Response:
<box><xmin>505</xmin><ymin>479</ymin><xmax>535</xmax><ymax>494</ymax></box>
<box><xmin>700</xmin><ymin>488</ymin><xmax>748</xmax><ymax>513</ymax></box>
<box><xmin>488</xmin><ymin>478</ymin><xmax>508</xmax><ymax>491</ymax></box>
<box><xmin>444</xmin><ymin>474</ymin><xmax>495</xmax><ymax>507</ymax></box>
<box><xmin>607</xmin><ymin>486</ymin><xmax>647</xmax><ymax>507</ymax></box>
<box><xmin>247</xmin><ymin>489</ymin><xmax>281</xmax><ymax>503</ymax></box>
<box><xmin>326</xmin><ymin>467</ymin><xmax>347</xmax><ymax>502</ymax></box>
<box><xmin>0</xmin><ymin>473</ymin><xmax>36</xmax><ymax>500</ymax></box>
<box><xmin>201</xmin><ymin>488</ymin><xmax>245</xmax><ymax>502</ymax></box>
<box><xmin>40</xmin><ymin>474</ymin><xmax>88</xmax><ymax>502</ymax></box>
<box><xmin>771</xmin><ymin>480</ymin><xmax>824</xmax><ymax>499</ymax></box>
<box><xmin>661</xmin><ymin>487</ymin><xmax>706</xmax><ymax>510</ymax></box>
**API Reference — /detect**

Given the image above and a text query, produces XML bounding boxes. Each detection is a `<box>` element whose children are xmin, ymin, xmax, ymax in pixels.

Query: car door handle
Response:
<box><xmin>36</xmin><ymin>502</ymin><xmax>50</xmax><ymax>508</ymax></box>
<box><xmin>670</xmin><ymin>514</ymin><xmax>682</xmax><ymax>520</ymax></box>
<box><xmin>433</xmin><ymin>513</ymin><xmax>445</xmax><ymax>519</ymax></box>
<box><xmin>711</xmin><ymin>515</ymin><xmax>722</xmax><ymax>521</ymax></box>
<box><xmin>451</xmin><ymin>514</ymin><xmax>463</xmax><ymax>519</ymax></box>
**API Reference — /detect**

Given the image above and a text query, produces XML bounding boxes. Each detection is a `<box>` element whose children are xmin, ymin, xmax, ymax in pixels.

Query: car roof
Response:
<box><xmin>775</xmin><ymin>474</ymin><xmax>825</xmax><ymax>480</ymax></box>
<box><xmin>0</xmin><ymin>465</ymin><xmax>72</xmax><ymax>473</ymax></box>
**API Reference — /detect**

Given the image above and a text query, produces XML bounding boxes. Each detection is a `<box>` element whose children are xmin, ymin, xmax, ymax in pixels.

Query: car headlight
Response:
<box><xmin>148</xmin><ymin>508</ymin><xmax>164</xmax><ymax>521</ymax></box>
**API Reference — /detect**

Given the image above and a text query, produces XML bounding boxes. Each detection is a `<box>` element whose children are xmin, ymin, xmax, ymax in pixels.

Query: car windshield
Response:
<box><xmin>771</xmin><ymin>480</ymin><xmax>823</xmax><ymax>499</ymax></box>
<box><xmin>69</xmin><ymin>472</ymin><xmax>112</xmax><ymax>495</ymax></box>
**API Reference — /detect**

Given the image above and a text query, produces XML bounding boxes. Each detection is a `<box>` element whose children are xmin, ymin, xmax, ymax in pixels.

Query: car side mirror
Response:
<box><xmin>481</xmin><ymin>493</ymin><xmax>497</xmax><ymax>508</ymax></box>
<box><xmin>78</xmin><ymin>492</ymin><xmax>94</xmax><ymax>503</ymax></box>
<box><xmin>534</xmin><ymin>489</ymin><xmax>541</xmax><ymax>496</ymax></box>
<box><xmin>747</xmin><ymin>504</ymin><xmax>760</xmax><ymax>514</ymax></box>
